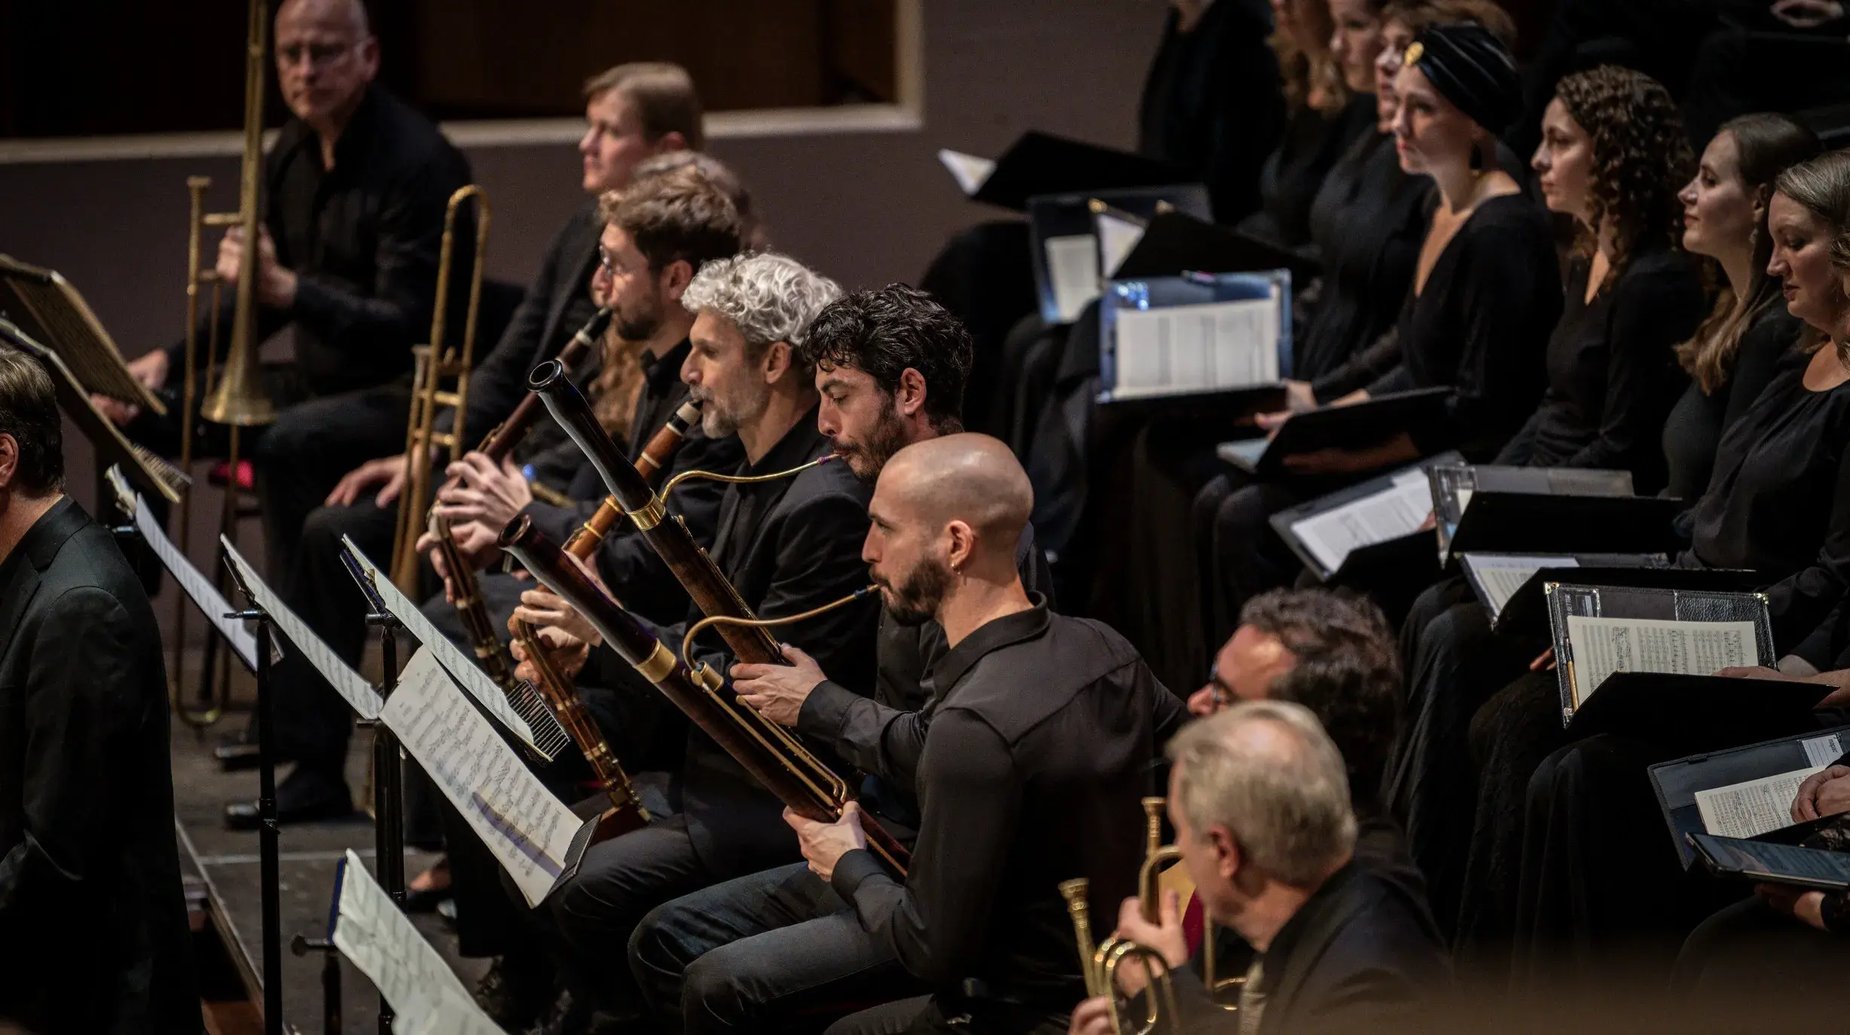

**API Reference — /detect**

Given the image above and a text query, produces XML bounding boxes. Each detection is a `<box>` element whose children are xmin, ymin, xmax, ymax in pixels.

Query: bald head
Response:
<box><xmin>275</xmin><ymin>0</ymin><xmax>378</xmax><ymax>132</ymax></box>
<box><xmin>876</xmin><ymin>433</ymin><xmax>1031</xmax><ymax>552</ymax></box>
<box><xmin>278</xmin><ymin>0</ymin><xmax>370</xmax><ymax>36</ymax></box>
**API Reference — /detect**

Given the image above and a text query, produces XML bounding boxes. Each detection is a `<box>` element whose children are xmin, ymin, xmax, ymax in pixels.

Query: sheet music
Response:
<box><xmin>1465</xmin><ymin>554</ymin><xmax>1578</xmax><ymax>619</ymax></box>
<box><xmin>0</xmin><ymin>255</ymin><xmax>162</xmax><ymax>411</ymax></box>
<box><xmin>1111</xmin><ymin>297</ymin><xmax>1279</xmax><ymax>399</ymax></box>
<box><xmin>399</xmin><ymin>988</ymin><xmax>508</xmax><ymax>1035</ymax></box>
<box><xmin>937</xmin><ymin>149</ymin><xmax>995</xmax><ymax>195</ymax></box>
<box><xmin>1804</xmin><ymin>732</ymin><xmax>1847</xmax><ymax>768</ymax></box>
<box><xmin>1096</xmin><ymin>210</ymin><xmax>1146</xmax><ymax>277</ymax></box>
<box><xmin>120</xmin><ymin>486</ymin><xmax>259</xmax><ymax>671</ymax></box>
<box><xmin>381</xmin><ymin>648</ymin><xmax>582</xmax><ymax>908</ymax></box>
<box><xmin>1044</xmin><ymin>234</ymin><xmax>1101</xmax><ymax>322</ymax></box>
<box><xmin>1288</xmin><ymin>469</ymin><xmax>1434</xmax><ymax>574</ymax></box>
<box><xmin>330</xmin><ymin>850</ymin><xmax>474</xmax><ymax>1021</ymax></box>
<box><xmin>223</xmin><ymin>538</ymin><xmax>382</xmax><ymax>719</ymax></box>
<box><xmin>1695</xmin><ymin>766</ymin><xmax>1825</xmax><ymax>839</ymax></box>
<box><xmin>339</xmin><ymin>536</ymin><xmax>550</xmax><ymax>757</ymax></box>
<box><xmin>1563</xmin><ymin>616</ymin><xmax>1760</xmax><ymax>706</ymax></box>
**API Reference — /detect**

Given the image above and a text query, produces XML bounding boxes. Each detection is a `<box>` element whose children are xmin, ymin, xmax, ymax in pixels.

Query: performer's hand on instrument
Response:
<box><xmin>785</xmin><ymin>801</ymin><xmax>867</xmax><ymax>883</ymax></box>
<box><xmin>1793</xmin><ymin>765</ymin><xmax>1850</xmax><ymax>822</ymax></box>
<box><xmin>510</xmin><ymin>624</ymin><xmax>592</xmax><ymax>681</ymax></box>
<box><xmin>1109</xmin><ymin>890</ymin><xmax>1188</xmax><ymax>996</ymax></box>
<box><xmin>732</xmin><ymin>644</ymin><xmax>828</xmax><ymax>726</ymax></box>
<box><xmin>327</xmin><ymin>453</ymin><xmax>409</xmax><ymax>507</ymax></box>
<box><xmin>513</xmin><ymin>585</ymin><xmax>601</xmax><ymax>651</ymax></box>
<box><xmin>218</xmin><ymin>226</ymin><xmax>297</xmax><ymax>308</ymax></box>
<box><xmin>435</xmin><ymin>452</ymin><xmax>532</xmax><ymax>529</ymax></box>
<box><xmin>90</xmin><ymin>392</ymin><xmax>140</xmax><ymax>426</ymax></box>
<box><xmin>1068</xmin><ymin>997</ymin><xmax>1116</xmax><ymax>1035</ymax></box>
<box><xmin>1757</xmin><ymin>882</ymin><xmax>1830</xmax><ymax>931</ymax></box>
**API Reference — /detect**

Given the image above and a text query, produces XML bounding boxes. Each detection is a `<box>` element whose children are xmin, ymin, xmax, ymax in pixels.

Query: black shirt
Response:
<box><xmin>1494</xmin><ymin>246</ymin><xmax>1703</xmax><ymax>494</ymax></box>
<box><xmin>1239</xmin><ymin>94</ymin><xmax>1378</xmax><ymax>255</ymax></box>
<box><xmin>1137</xmin><ymin>0</ymin><xmax>1284</xmax><ymax>224</ymax></box>
<box><xmin>1684</xmin><ymin>347</ymin><xmax>1850</xmax><ymax>652</ymax></box>
<box><xmin>164</xmin><ymin>85</ymin><xmax>472</xmax><ymax>397</ymax></box>
<box><xmin>1370</xmin><ymin>194</ymin><xmax>1562</xmax><ymax>460</ymax></box>
<box><xmin>830</xmin><ymin>599</ymin><xmax>1188</xmax><ymax>1008</ymax></box>
<box><xmin>1300</xmin><ymin>132</ymin><xmax>1429</xmax><ymax>397</ymax></box>
<box><xmin>1661</xmin><ymin>306</ymin><xmax>1798</xmax><ymax>500</ymax></box>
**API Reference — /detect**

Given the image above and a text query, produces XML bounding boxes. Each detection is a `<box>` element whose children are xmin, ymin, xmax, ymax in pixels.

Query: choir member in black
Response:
<box><xmin>1194</xmin><ymin>22</ymin><xmax>1556</xmax><ymax>672</ymax></box>
<box><xmin>1379</xmin><ymin>66</ymin><xmax>1708</xmax><ymax>939</ymax></box>
<box><xmin>1238</xmin><ymin>0</ymin><xmax>1378</xmax><ymax>254</ymax></box>
<box><xmin>625</xmin><ymin>288</ymin><xmax>1054</xmax><ymax>1034</ymax></box>
<box><xmin>1139</xmin><ymin>0</ymin><xmax>1289</xmax><ymax>225</ymax></box>
<box><xmin>778</xmin><ymin>434</ymin><xmax>1185</xmax><ymax>1034</ymax></box>
<box><xmin>1069</xmin><ymin>701</ymin><xmax>1449</xmax><ymax>1035</ymax></box>
<box><xmin>1473</xmin><ymin>149</ymin><xmax>1850</xmax><ymax>992</ymax></box>
<box><xmin>1662</xmin><ymin>114</ymin><xmax>1820</xmax><ymax>501</ymax></box>
<box><xmin>95</xmin><ymin>0</ymin><xmax>470</xmax><ymax>579</ymax></box>
<box><xmin>221</xmin><ymin>169</ymin><xmax>744</xmax><ymax>832</ymax></box>
<box><xmin>0</xmin><ymin>350</ymin><xmax>199</xmax><ymax>1034</ymax></box>
<box><xmin>516</xmin><ymin>252</ymin><xmax>879</xmax><ymax>1033</ymax></box>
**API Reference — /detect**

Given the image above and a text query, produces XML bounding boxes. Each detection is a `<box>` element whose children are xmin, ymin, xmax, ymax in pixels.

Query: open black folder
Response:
<box><xmin>1270</xmin><ymin>452</ymin><xmax>1462</xmax><ymax>583</ymax></box>
<box><xmin>1215</xmin><ymin>387</ymin><xmax>1451</xmax><ymax>478</ymax></box>
<box><xmin>1110</xmin><ymin>210</ymin><xmax>1320</xmax><ymax>283</ymax></box>
<box><xmin>1652</xmin><ymin>724</ymin><xmax>1850</xmax><ymax>868</ymax></box>
<box><xmin>1689</xmin><ymin>831</ymin><xmax>1850</xmax><ymax>891</ymax></box>
<box><xmin>1483</xmin><ymin>563</ymin><xmax>1762</xmax><ymax>639</ymax></box>
<box><xmin>1027</xmin><ymin>185</ymin><xmax>1209</xmax><ymax>325</ymax></box>
<box><xmin>937</xmin><ymin>131</ymin><xmax>1192</xmax><ymax>212</ymax></box>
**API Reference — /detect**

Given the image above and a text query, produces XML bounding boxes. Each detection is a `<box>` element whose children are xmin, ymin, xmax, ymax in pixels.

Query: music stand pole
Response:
<box><xmin>228</xmin><ymin>607</ymin><xmax>284</xmax><ymax>1035</ymax></box>
<box><xmin>363</xmin><ymin>608</ymin><xmax>406</xmax><ymax>1035</ymax></box>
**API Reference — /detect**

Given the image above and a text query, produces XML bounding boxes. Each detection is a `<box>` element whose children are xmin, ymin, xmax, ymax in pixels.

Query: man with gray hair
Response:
<box><xmin>1069</xmin><ymin>701</ymin><xmax>1448</xmax><ymax>1035</ymax></box>
<box><xmin>516</xmin><ymin>250</ymin><xmax>883</xmax><ymax>1032</ymax></box>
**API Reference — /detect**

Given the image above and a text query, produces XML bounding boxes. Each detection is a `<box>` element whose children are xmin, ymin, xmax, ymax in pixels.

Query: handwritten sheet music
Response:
<box><xmin>222</xmin><ymin>538</ymin><xmax>382</xmax><ymax>719</ymax></box>
<box><xmin>1096</xmin><ymin>210</ymin><xmax>1146</xmax><ymax>278</ymax></box>
<box><xmin>330</xmin><ymin>850</ymin><xmax>474</xmax><ymax>1020</ymax></box>
<box><xmin>380</xmin><ymin>648</ymin><xmax>581</xmax><ymax>908</ymax></box>
<box><xmin>937</xmin><ymin>149</ymin><xmax>996</xmax><ymax>195</ymax></box>
<box><xmin>1288</xmin><ymin>469</ymin><xmax>1434</xmax><ymax>574</ymax></box>
<box><xmin>1563</xmin><ymin>616</ymin><xmax>1760</xmax><ymax>707</ymax></box>
<box><xmin>1111</xmin><ymin>296</ymin><xmax>1280</xmax><ymax>399</ymax></box>
<box><xmin>339</xmin><ymin>536</ymin><xmax>547</xmax><ymax>756</ymax></box>
<box><xmin>1696</xmin><ymin>766</ymin><xmax>1826</xmax><ymax>840</ymax></box>
<box><xmin>1464</xmin><ymin>554</ymin><xmax>1579</xmax><ymax>620</ymax></box>
<box><xmin>1044</xmin><ymin>234</ymin><xmax>1101</xmax><ymax>322</ymax></box>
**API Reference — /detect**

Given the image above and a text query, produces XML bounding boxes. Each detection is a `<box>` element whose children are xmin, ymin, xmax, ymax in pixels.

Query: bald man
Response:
<box><xmin>785</xmin><ymin>434</ymin><xmax>1187</xmax><ymax>1034</ymax></box>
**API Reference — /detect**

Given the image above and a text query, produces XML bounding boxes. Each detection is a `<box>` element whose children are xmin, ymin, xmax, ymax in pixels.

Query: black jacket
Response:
<box><xmin>0</xmin><ymin>499</ymin><xmax>200</xmax><ymax>1034</ymax></box>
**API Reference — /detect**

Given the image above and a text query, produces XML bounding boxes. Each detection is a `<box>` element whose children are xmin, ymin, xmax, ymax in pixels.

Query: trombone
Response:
<box><xmin>170</xmin><ymin>0</ymin><xmax>278</xmax><ymax>729</ymax></box>
<box><xmin>1059</xmin><ymin>797</ymin><xmax>1187</xmax><ymax>1035</ymax></box>
<box><xmin>388</xmin><ymin>184</ymin><xmax>491</xmax><ymax>593</ymax></box>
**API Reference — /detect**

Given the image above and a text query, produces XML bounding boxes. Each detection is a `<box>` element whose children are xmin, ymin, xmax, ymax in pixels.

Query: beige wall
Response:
<box><xmin>0</xmin><ymin>0</ymin><xmax>1164</xmax><ymax>632</ymax></box>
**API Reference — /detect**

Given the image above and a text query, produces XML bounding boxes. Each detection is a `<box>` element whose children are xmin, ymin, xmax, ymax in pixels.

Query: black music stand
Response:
<box><xmin>220</xmin><ymin>555</ymin><xmax>285</xmax><ymax>1035</ymax></box>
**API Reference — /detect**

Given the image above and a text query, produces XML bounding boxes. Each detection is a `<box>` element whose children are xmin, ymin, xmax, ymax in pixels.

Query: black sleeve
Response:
<box><xmin>831</xmin><ymin>710</ymin><xmax>1018</xmax><ymax>983</ymax></box>
<box><xmin>1559</xmin><ymin>265</ymin><xmax>1702</xmax><ymax>471</ymax></box>
<box><xmin>447</xmin><ymin>218</ymin><xmax>586</xmax><ymax>442</ymax></box>
<box><xmin>1765</xmin><ymin>440</ymin><xmax>1850</xmax><ymax>655</ymax></box>
<box><xmin>0</xmin><ymin>588</ymin><xmax>142</xmax><ymax>924</ymax></box>
<box><xmin>1493</xmin><ymin>403</ymin><xmax>1545</xmax><ymax>466</ymax></box>
<box><xmin>289</xmin><ymin>152</ymin><xmax>468</xmax><ymax>359</ymax></box>
<box><xmin>592</xmin><ymin>429</ymin><xmax>735</xmax><ymax>625</ymax></box>
<box><xmin>797</xmin><ymin>679</ymin><xmax>925</xmax><ymax>782</ymax></box>
<box><xmin>1312</xmin><ymin>327</ymin><xmax>1403</xmax><ymax>403</ymax></box>
<box><xmin>1721</xmin><ymin>311</ymin><xmax>1798</xmax><ymax>435</ymax></box>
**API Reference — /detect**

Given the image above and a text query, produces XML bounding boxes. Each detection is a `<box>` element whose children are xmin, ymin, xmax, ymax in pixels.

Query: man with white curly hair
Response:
<box><xmin>518</xmin><ymin>249</ymin><xmax>884</xmax><ymax>1034</ymax></box>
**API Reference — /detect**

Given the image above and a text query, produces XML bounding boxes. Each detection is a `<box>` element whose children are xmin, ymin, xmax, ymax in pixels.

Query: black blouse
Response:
<box><xmin>1369</xmin><ymin>194</ymin><xmax>1563</xmax><ymax>460</ymax></box>
<box><xmin>1684</xmin><ymin>346</ymin><xmax>1850</xmax><ymax>652</ymax></box>
<box><xmin>1298</xmin><ymin>131</ymin><xmax>1430</xmax><ymax>394</ymax></box>
<box><xmin>1239</xmin><ymin>94</ymin><xmax>1378</xmax><ymax>255</ymax></box>
<box><xmin>1494</xmin><ymin>246</ymin><xmax>1703</xmax><ymax>494</ymax></box>
<box><xmin>1660</xmin><ymin>306</ymin><xmax>1799</xmax><ymax>500</ymax></box>
<box><xmin>1137</xmin><ymin>0</ymin><xmax>1284</xmax><ymax>224</ymax></box>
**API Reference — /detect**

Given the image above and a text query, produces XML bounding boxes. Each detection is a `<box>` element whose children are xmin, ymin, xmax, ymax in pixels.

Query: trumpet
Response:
<box><xmin>1060</xmin><ymin>797</ymin><xmax>1186</xmax><ymax>1035</ymax></box>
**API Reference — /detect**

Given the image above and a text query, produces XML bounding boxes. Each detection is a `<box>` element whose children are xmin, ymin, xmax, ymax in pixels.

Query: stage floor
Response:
<box><xmin>170</xmin><ymin>687</ymin><xmax>487</xmax><ymax>1034</ymax></box>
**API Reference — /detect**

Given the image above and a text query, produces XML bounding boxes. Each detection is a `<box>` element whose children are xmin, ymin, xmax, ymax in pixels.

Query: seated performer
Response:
<box><xmin>626</xmin><ymin>286</ymin><xmax>1054</xmax><ymax>1034</ymax></box>
<box><xmin>518</xmin><ymin>251</ymin><xmax>880</xmax><ymax>1033</ymax></box>
<box><xmin>1069</xmin><ymin>701</ymin><xmax>1450</xmax><ymax>1035</ymax></box>
<box><xmin>0</xmin><ymin>349</ymin><xmax>199</xmax><ymax>1034</ymax></box>
<box><xmin>773</xmin><ymin>434</ymin><xmax>1186</xmax><ymax>1034</ymax></box>
<box><xmin>99</xmin><ymin>0</ymin><xmax>471</xmax><ymax>580</ymax></box>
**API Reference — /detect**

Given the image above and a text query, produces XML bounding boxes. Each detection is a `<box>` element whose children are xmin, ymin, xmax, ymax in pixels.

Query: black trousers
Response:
<box><xmin>629</xmin><ymin>861</ymin><xmax>921</xmax><ymax>1034</ymax></box>
<box><xmin>825</xmin><ymin>996</ymin><xmax>1069</xmax><ymax>1035</ymax></box>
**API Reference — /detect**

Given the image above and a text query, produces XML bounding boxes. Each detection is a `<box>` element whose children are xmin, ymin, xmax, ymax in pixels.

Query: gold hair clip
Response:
<box><xmin>1404</xmin><ymin>41</ymin><xmax>1424</xmax><ymax>65</ymax></box>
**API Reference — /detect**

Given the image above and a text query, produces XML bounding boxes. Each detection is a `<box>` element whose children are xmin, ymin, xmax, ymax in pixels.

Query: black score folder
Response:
<box><xmin>1214</xmin><ymin>387</ymin><xmax>1451</xmax><ymax>479</ymax></box>
<box><xmin>1271</xmin><ymin>452</ymin><xmax>1462</xmax><ymax>583</ymax></box>
<box><xmin>1027</xmin><ymin>186</ymin><xmax>1209</xmax><ymax>326</ymax></box>
<box><xmin>1546</xmin><ymin>582</ymin><xmax>1775</xmax><ymax>725</ymax></box>
<box><xmin>937</xmin><ymin>131</ymin><xmax>1191</xmax><ymax>212</ymax></box>
<box><xmin>1474</xmin><ymin>560</ymin><xmax>1769</xmax><ymax>639</ymax></box>
<box><xmin>1689</xmin><ymin>832</ymin><xmax>1850</xmax><ymax>892</ymax></box>
<box><xmin>1110</xmin><ymin>210</ymin><xmax>1320</xmax><ymax>284</ymax></box>
<box><xmin>1652</xmin><ymin>724</ymin><xmax>1850</xmax><ymax>868</ymax></box>
<box><xmin>1097</xmin><ymin>269</ymin><xmax>1290</xmax><ymax>413</ymax></box>
<box><xmin>1428</xmin><ymin>464</ymin><xmax>1686</xmax><ymax>565</ymax></box>
<box><xmin>1460</xmin><ymin>552</ymin><xmax>1669</xmax><ymax>631</ymax></box>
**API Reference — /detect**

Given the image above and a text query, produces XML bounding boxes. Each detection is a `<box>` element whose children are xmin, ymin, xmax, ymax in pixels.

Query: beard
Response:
<box><xmin>695</xmin><ymin>384</ymin><xmax>766</xmax><ymax>440</ymax></box>
<box><xmin>878</xmin><ymin>555</ymin><xmax>952</xmax><ymax>627</ymax></box>
<box><xmin>612</xmin><ymin>290</ymin><xmax>663</xmax><ymax>342</ymax></box>
<box><xmin>836</xmin><ymin>400</ymin><xmax>912</xmax><ymax>481</ymax></box>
